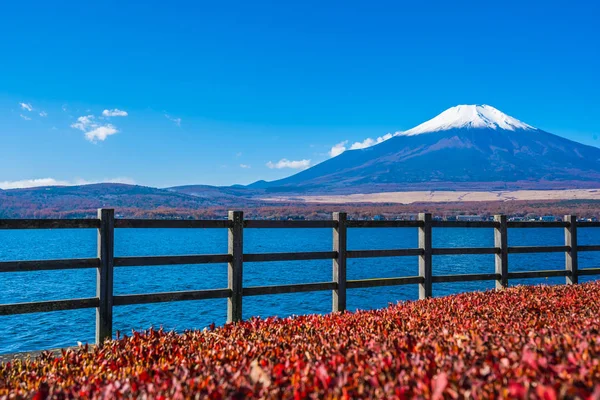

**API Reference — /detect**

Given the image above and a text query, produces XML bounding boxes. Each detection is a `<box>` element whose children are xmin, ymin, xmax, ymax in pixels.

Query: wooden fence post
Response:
<box><xmin>96</xmin><ymin>208</ymin><xmax>114</xmax><ymax>344</ymax></box>
<box><xmin>227</xmin><ymin>211</ymin><xmax>244</xmax><ymax>323</ymax></box>
<box><xmin>564</xmin><ymin>215</ymin><xmax>578</xmax><ymax>284</ymax></box>
<box><xmin>494</xmin><ymin>215</ymin><xmax>508</xmax><ymax>289</ymax></box>
<box><xmin>418</xmin><ymin>213</ymin><xmax>432</xmax><ymax>299</ymax></box>
<box><xmin>332</xmin><ymin>212</ymin><xmax>347</xmax><ymax>312</ymax></box>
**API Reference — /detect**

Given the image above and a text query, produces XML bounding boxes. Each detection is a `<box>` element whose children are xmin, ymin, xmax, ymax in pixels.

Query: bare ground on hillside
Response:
<box><xmin>261</xmin><ymin>188</ymin><xmax>600</xmax><ymax>204</ymax></box>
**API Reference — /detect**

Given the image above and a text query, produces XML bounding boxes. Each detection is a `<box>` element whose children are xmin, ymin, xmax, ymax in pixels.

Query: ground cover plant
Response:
<box><xmin>1</xmin><ymin>282</ymin><xmax>600</xmax><ymax>399</ymax></box>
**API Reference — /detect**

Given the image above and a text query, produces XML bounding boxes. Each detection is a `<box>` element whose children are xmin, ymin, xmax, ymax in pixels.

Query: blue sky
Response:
<box><xmin>1</xmin><ymin>0</ymin><xmax>599</xmax><ymax>189</ymax></box>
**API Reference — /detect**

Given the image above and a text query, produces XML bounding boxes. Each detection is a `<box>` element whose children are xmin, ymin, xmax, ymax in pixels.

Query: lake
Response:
<box><xmin>1</xmin><ymin>226</ymin><xmax>599</xmax><ymax>354</ymax></box>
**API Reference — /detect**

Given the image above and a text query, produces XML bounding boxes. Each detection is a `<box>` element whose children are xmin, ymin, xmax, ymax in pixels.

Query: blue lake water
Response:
<box><xmin>1</xmin><ymin>227</ymin><xmax>599</xmax><ymax>354</ymax></box>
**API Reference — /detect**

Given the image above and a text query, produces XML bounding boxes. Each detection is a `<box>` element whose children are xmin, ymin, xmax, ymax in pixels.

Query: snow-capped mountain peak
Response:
<box><xmin>397</xmin><ymin>105</ymin><xmax>536</xmax><ymax>136</ymax></box>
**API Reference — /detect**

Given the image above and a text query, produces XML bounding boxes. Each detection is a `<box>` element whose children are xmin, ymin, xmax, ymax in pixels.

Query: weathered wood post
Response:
<box><xmin>418</xmin><ymin>213</ymin><xmax>432</xmax><ymax>299</ymax></box>
<box><xmin>227</xmin><ymin>211</ymin><xmax>244</xmax><ymax>323</ymax></box>
<box><xmin>564</xmin><ymin>215</ymin><xmax>578</xmax><ymax>284</ymax></box>
<box><xmin>332</xmin><ymin>212</ymin><xmax>347</xmax><ymax>312</ymax></box>
<box><xmin>494</xmin><ymin>215</ymin><xmax>508</xmax><ymax>289</ymax></box>
<box><xmin>96</xmin><ymin>208</ymin><xmax>114</xmax><ymax>344</ymax></box>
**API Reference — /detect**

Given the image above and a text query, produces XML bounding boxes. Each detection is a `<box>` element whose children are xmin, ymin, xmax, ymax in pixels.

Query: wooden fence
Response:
<box><xmin>1</xmin><ymin>209</ymin><xmax>600</xmax><ymax>346</ymax></box>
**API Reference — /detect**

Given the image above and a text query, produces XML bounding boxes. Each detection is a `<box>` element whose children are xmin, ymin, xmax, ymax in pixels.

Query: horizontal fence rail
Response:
<box><xmin>0</xmin><ymin>258</ymin><xmax>100</xmax><ymax>273</ymax></box>
<box><xmin>0</xmin><ymin>298</ymin><xmax>99</xmax><ymax>316</ymax></box>
<box><xmin>115</xmin><ymin>219</ymin><xmax>232</xmax><ymax>229</ymax></box>
<box><xmin>114</xmin><ymin>254</ymin><xmax>231</xmax><ymax>267</ymax></box>
<box><xmin>0</xmin><ymin>219</ymin><xmax>100</xmax><ymax>230</ymax></box>
<box><xmin>1</xmin><ymin>210</ymin><xmax>600</xmax><ymax>347</ymax></box>
<box><xmin>113</xmin><ymin>289</ymin><xmax>232</xmax><ymax>306</ymax></box>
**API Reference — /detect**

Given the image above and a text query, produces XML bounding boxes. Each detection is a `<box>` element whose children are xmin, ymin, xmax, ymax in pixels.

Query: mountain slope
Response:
<box><xmin>0</xmin><ymin>183</ymin><xmax>252</xmax><ymax>218</ymax></box>
<box><xmin>258</xmin><ymin>105</ymin><xmax>600</xmax><ymax>193</ymax></box>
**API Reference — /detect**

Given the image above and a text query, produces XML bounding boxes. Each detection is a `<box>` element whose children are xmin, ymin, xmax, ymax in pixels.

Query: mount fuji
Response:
<box><xmin>253</xmin><ymin>105</ymin><xmax>600</xmax><ymax>193</ymax></box>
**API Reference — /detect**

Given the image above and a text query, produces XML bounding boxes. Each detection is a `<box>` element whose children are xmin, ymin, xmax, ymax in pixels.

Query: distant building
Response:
<box><xmin>456</xmin><ymin>215</ymin><xmax>484</xmax><ymax>222</ymax></box>
<box><xmin>373</xmin><ymin>215</ymin><xmax>385</xmax><ymax>221</ymax></box>
<box><xmin>541</xmin><ymin>216</ymin><xmax>556</xmax><ymax>222</ymax></box>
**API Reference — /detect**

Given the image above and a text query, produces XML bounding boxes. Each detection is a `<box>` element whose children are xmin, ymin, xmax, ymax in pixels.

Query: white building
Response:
<box><xmin>456</xmin><ymin>215</ymin><xmax>484</xmax><ymax>222</ymax></box>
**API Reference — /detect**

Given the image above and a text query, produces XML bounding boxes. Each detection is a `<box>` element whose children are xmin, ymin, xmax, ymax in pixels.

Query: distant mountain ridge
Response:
<box><xmin>0</xmin><ymin>183</ymin><xmax>256</xmax><ymax>218</ymax></box>
<box><xmin>253</xmin><ymin>105</ymin><xmax>600</xmax><ymax>193</ymax></box>
<box><xmin>3</xmin><ymin>105</ymin><xmax>600</xmax><ymax>217</ymax></box>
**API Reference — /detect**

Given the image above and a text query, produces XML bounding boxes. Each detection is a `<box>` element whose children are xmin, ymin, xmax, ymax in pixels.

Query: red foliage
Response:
<box><xmin>2</xmin><ymin>283</ymin><xmax>600</xmax><ymax>399</ymax></box>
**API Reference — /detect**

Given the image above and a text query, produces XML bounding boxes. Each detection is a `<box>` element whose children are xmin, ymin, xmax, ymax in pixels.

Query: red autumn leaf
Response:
<box><xmin>535</xmin><ymin>385</ymin><xmax>557</xmax><ymax>400</ymax></box>
<box><xmin>432</xmin><ymin>372</ymin><xmax>448</xmax><ymax>400</ymax></box>
<box><xmin>316</xmin><ymin>365</ymin><xmax>330</xmax><ymax>389</ymax></box>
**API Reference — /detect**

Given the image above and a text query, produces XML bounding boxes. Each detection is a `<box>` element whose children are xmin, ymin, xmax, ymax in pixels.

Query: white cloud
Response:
<box><xmin>85</xmin><ymin>125</ymin><xmax>118</xmax><ymax>142</ymax></box>
<box><xmin>266</xmin><ymin>159</ymin><xmax>311</xmax><ymax>169</ymax></box>
<box><xmin>349</xmin><ymin>133</ymin><xmax>393</xmax><ymax>150</ymax></box>
<box><xmin>19</xmin><ymin>114</ymin><xmax>31</xmax><ymax>121</ymax></box>
<box><xmin>71</xmin><ymin>115</ymin><xmax>119</xmax><ymax>142</ymax></box>
<box><xmin>0</xmin><ymin>178</ymin><xmax>70</xmax><ymax>189</ymax></box>
<box><xmin>19</xmin><ymin>102</ymin><xmax>33</xmax><ymax>112</ymax></box>
<box><xmin>240</xmin><ymin>164</ymin><xmax>251</xmax><ymax>169</ymax></box>
<box><xmin>71</xmin><ymin>115</ymin><xmax>96</xmax><ymax>131</ymax></box>
<box><xmin>0</xmin><ymin>177</ymin><xmax>135</xmax><ymax>190</ymax></box>
<box><xmin>350</xmin><ymin>138</ymin><xmax>376</xmax><ymax>149</ymax></box>
<box><xmin>329</xmin><ymin>133</ymin><xmax>394</xmax><ymax>157</ymax></box>
<box><xmin>329</xmin><ymin>141</ymin><xmax>348</xmax><ymax>157</ymax></box>
<box><xmin>165</xmin><ymin>114</ymin><xmax>181</xmax><ymax>127</ymax></box>
<box><xmin>62</xmin><ymin>104</ymin><xmax>68</xmax><ymax>112</ymax></box>
<box><xmin>102</xmin><ymin>108</ymin><xmax>128</xmax><ymax>117</ymax></box>
<box><xmin>39</xmin><ymin>111</ymin><xmax>48</xmax><ymax>117</ymax></box>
